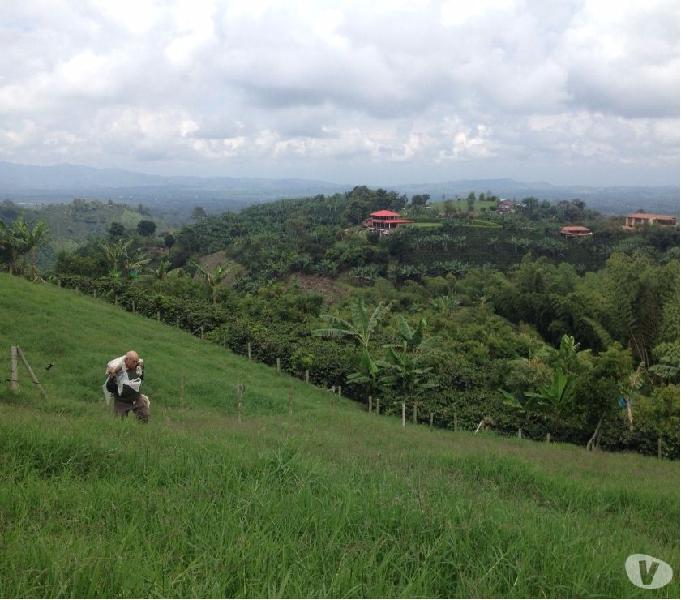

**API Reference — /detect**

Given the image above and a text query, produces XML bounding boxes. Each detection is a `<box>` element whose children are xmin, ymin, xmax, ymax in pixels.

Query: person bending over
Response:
<box><xmin>106</xmin><ymin>350</ymin><xmax>150</xmax><ymax>423</ymax></box>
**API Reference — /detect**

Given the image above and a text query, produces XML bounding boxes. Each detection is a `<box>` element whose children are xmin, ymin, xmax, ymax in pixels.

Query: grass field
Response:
<box><xmin>0</xmin><ymin>274</ymin><xmax>678</xmax><ymax>598</ymax></box>
<box><xmin>430</xmin><ymin>198</ymin><xmax>498</xmax><ymax>213</ymax></box>
<box><xmin>409</xmin><ymin>222</ymin><xmax>443</xmax><ymax>229</ymax></box>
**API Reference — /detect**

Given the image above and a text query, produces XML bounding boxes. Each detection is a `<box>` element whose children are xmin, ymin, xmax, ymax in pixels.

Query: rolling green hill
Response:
<box><xmin>1</xmin><ymin>198</ymin><xmax>174</xmax><ymax>267</ymax></box>
<box><xmin>0</xmin><ymin>274</ymin><xmax>678</xmax><ymax>598</ymax></box>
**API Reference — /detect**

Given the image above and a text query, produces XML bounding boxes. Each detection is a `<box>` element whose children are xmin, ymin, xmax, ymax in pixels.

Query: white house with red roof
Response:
<box><xmin>624</xmin><ymin>212</ymin><xmax>677</xmax><ymax>228</ymax></box>
<box><xmin>364</xmin><ymin>210</ymin><xmax>414</xmax><ymax>233</ymax></box>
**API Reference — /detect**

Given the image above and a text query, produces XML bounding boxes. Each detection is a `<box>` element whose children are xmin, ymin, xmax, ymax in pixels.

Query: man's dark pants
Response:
<box><xmin>106</xmin><ymin>380</ymin><xmax>150</xmax><ymax>423</ymax></box>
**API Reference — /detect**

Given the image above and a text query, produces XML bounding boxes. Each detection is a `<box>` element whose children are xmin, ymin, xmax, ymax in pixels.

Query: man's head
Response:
<box><xmin>124</xmin><ymin>350</ymin><xmax>140</xmax><ymax>370</ymax></box>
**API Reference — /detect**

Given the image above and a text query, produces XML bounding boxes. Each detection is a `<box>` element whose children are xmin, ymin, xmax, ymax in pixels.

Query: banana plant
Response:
<box><xmin>154</xmin><ymin>255</ymin><xmax>170</xmax><ymax>280</ymax></box>
<box><xmin>25</xmin><ymin>220</ymin><xmax>49</xmax><ymax>280</ymax></box>
<box><xmin>313</xmin><ymin>297</ymin><xmax>391</xmax><ymax>351</ymax></box>
<box><xmin>314</xmin><ymin>298</ymin><xmax>392</xmax><ymax>403</ymax></box>
<box><xmin>380</xmin><ymin>316</ymin><xmax>438</xmax><ymax>411</ymax></box>
<box><xmin>189</xmin><ymin>260</ymin><xmax>232</xmax><ymax>305</ymax></box>
<box><xmin>379</xmin><ymin>347</ymin><xmax>436</xmax><ymax>398</ymax></box>
<box><xmin>100</xmin><ymin>239</ymin><xmax>149</xmax><ymax>281</ymax></box>
<box><xmin>346</xmin><ymin>348</ymin><xmax>383</xmax><ymax>397</ymax></box>
<box><xmin>524</xmin><ymin>366</ymin><xmax>574</xmax><ymax>438</ymax></box>
<box><xmin>0</xmin><ymin>217</ymin><xmax>31</xmax><ymax>275</ymax></box>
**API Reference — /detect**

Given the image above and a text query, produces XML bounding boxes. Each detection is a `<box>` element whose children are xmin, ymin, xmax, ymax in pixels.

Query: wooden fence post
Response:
<box><xmin>368</xmin><ymin>396</ymin><xmax>372</xmax><ymax>413</ymax></box>
<box><xmin>546</xmin><ymin>432</ymin><xmax>551</xmax><ymax>443</ymax></box>
<box><xmin>10</xmin><ymin>346</ymin><xmax>18</xmax><ymax>392</ymax></box>
<box><xmin>412</xmin><ymin>403</ymin><xmax>418</xmax><ymax>424</ymax></box>
<box><xmin>93</xmin><ymin>289</ymin><xmax>97</xmax><ymax>298</ymax></box>
<box><xmin>517</xmin><ymin>428</ymin><xmax>522</xmax><ymax>439</ymax></box>
<box><xmin>453</xmin><ymin>413</ymin><xmax>458</xmax><ymax>431</ymax></box>
<box><xmin>200</xmin><ymin>326</ymin><xmax>204</xmax><ymax>339</ymax></box>
<box><xmin>247</xmin><ymin>342</ymin><xmax>252</xmax><ymax>361</ymax></box>
<box><xmin>156</xmin><ymin>310</ymin><xmax>161</xmax><ymax>322</ymax></box>
<box><xmin>237</xmin><ymin>383</ymin><xmax>244</xmax><ymax>423</ymax></box>
<box><xmin>288</xmin><ymin>388</ymin><xmax>293</xmax><ymax>415</ymax></box>
<box><xmin>305</xmin><ymin>369</ymin><xmax>309</xmax><ymax>383</ymax></box>
<box><xmin>176</xmin><ymin>316</ymin><xmax>180</xmax><ymax>328</ymax></box>
<box><xmin>131</xmin><ymin>300</ymin><xmax>135</xmax><ymax>313</ymax></box>
<box><xmin>114</xmin><ymin>294</ymin><xmax>118</xmax><ymax>306</ymax></box>
<box><xmin>337</xmin><ymin>385</ymin><xmax>341</xmax><ymax>397</ymax></box>
<box><xmin>276</xmin><ymin>358</ymin><xmax>281</xmax><ymax>373</ymax></box>
<box><xmin>376</xmin><ymin>398</ymin><xmax>380</xmax><ymax>415</ymax></box>
<box><xmin>658</xmin><ymin>437</ymin><xmax>663</xmax><ymax>459</ymax></box>
<box><xmin>401</xmin><ymin>402</ymin><xmax>406</xmax><ymax>427</ymax></box>
<box><xmin>429</xmin><ymin>412</ymin><xmax>434</xmax><ymax>428</ymax></box>
<box><xmin>16</xmin><ymin>347</ymin><xmax>46</xmax><ymax>399</ymax></box>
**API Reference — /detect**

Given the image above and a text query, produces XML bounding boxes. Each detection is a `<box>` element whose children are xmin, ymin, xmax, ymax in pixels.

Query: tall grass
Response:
<box><xmin>0</xmin><ymin>274</ymin><xmax>678</xmax><ymax>597</ymax></box>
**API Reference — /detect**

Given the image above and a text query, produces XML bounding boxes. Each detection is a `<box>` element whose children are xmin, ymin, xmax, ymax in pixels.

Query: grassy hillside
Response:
<box><xmin>0</xmin><ymin>274</ymin><xmax>678</xmax><ymax>598</ymax></box>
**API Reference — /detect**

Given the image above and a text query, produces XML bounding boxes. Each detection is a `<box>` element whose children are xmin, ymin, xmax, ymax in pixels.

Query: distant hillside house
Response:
<box><xmin>560</xmin><ymin>225</ymin><xmax>593</xmax><ymax>238</ymax></box>
<box><xmin>364</xmin><ymin>210</ymin><xmax>414</xmax><ymax>234</ymax></box>
<box><xmin>624</xmin><ymin>212</ymin><xmax>677</xmax><ymax>228</ymax></box>
<box><xmin>496</xmin><ymin>199</ymin><xmax>516</xmax><ymax>213</ymax></box>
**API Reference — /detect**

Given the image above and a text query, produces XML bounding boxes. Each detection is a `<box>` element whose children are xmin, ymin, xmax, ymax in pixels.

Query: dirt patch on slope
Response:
<box><xmin>287</xmin><ymin>274</ymin><xmax>350</xmax><ymax>304</ymax></box>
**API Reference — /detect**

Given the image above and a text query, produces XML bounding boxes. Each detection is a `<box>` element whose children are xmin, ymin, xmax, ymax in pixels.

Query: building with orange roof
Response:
<box><xmin>364</xmin><ymin>210</ymin><xmax>414</xmax><ymax>234</ymax></box>
<box><xmin>560</xmin><ymin>225</ymin><xmax>593</xmax><ymax>238</ymax></box>
<box><xmin>624</xmin><ymin>212</ymin><xmax>677</xmax><ymax>228</ymax></box>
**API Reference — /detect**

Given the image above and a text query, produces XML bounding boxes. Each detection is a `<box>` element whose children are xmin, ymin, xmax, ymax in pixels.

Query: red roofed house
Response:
<box><xmin>364</xmin><ymin>210</ymin><xmax>414</xmax><ymax>234</ymax></box>
<box><xmin>624</xmin><ymin>212</ymin><xmax>677</xmax><ymax>228</ymax></box>
<box><xmin>560</xmin><ymin>225</ymin><xmax>593</xmax><ymax>238</ymax></box>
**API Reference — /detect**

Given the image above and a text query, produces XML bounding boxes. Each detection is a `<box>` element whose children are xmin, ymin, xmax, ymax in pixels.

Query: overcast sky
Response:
<box><xmin>0</xmin><ymin>0</ymin><xmax>678</xmax><ymax>185</ymax></box>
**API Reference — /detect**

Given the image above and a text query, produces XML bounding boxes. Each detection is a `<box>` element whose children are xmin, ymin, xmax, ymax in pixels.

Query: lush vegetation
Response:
<box><xmin>0</xmin><ymin>198</ymin><xmax>174</xmax><ymax>268</ymax></box>
<box><xmin>2</xmin><ymin>188</ymin><xmax>679</xmax><ymax>458</ymax></box>
<box><xmin>0</xmin><ymin>274</ymin><xmax>678</xmax><ymax>598</ymax></box>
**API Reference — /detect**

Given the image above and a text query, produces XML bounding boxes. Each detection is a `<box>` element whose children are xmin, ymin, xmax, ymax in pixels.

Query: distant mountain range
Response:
<box><xmin>0</xmin><ymin>161</ymin><xmax>678</xmax><ymax>216</ymax></box>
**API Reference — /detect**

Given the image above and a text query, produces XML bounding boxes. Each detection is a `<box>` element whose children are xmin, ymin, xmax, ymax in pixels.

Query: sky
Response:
<box><xmin>0</xmin><ymin>0</ymin><xmax>678</xmax><ymax>186</ymax></box>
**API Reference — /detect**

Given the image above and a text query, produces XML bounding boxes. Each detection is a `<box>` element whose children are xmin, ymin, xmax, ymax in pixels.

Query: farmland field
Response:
<box><xmin>0</xmin><ymin>274</ymin><xmax>678</xmax><ymax>598</ymax></box>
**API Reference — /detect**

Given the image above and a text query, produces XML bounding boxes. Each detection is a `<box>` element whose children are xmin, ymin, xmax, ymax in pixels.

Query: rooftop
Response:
<box><xmin>560</xmin><ymin>225</ymin><xmax>592</xmax><ymax>231</ymax></box>
<box><xmin>370</xmin><ymin>210</ymin><xmax>402</xmax><ymax>217</ymax></box>
<box><xmin>627</xmin><ymin>212</ymin><xmax>676</xmax><ymax>220</ymax></box>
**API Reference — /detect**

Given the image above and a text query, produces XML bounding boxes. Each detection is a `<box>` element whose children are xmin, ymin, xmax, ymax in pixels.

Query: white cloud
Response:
<box><xmin>440</xmin><ymin>0</ymin><xmax>518</xmax><ymax>27</ymax></box>
<box><xmin>0</xmin><ymin>0</ymin><xmax>676</xmax><ymax>183</ymax></box>
<box><xmin>89</xmin><ymin>0</ymin><xmax>162</xmax><ymax>35</ymax></box>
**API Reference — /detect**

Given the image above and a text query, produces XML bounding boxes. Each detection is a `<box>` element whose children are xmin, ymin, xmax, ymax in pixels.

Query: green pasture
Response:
<box><xmin>408</xmin><ymin>222</ymin><xmax>443</xmax><ymax>229</ymax></box>
<box><xmin>0</xmin><ymin>274</ymin><xmax>678</xmax><ymax>598</ymax></box>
